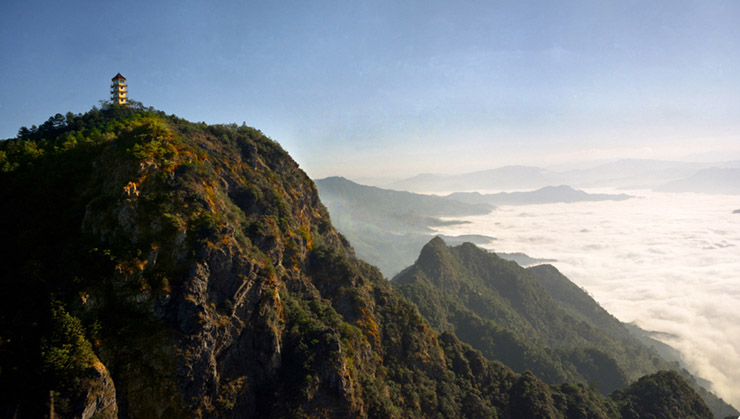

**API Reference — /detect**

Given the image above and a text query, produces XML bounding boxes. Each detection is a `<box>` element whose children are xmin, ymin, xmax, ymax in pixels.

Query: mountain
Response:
<box><xmin>557</xmin><ymin>159</ymin><xmax>715</xmax><ymax>189</ymax></box>
<box><xmin>387</xmin><ymin>165</ymin><xmax>550</xmax><ymax>192</ymax></box>
<box><xmin>392</xmin><ymin>238</ymin><xmax>736</xmax><ymax>418</ymax></box>
<box><xmin>383</xmin><ymin>159</ymin><xmax>740</xmax><ymax>193</ymax></box>
<box><xmin>315</xmin><ymin>176</ymin><xmax>493</xmax><ymax>277</ymax></box>
<box><xmin>611</xmin><ymin>370</ymin><xmax>713</xmax><ymax>418</ymax></box>
<box><xmin>531</xmin><ymin>264</ymin><xmax>738</xmax><ymax>417</ymax></box>
<box><xmin>315</xmin><ymin>176</ymin><xmax>492</xmax><ymax>231</ymax></box>
<box><xmin>0</xmin><ymin>105</ymin><xmax>677</xmax><ymax>418</ymax></box>
<box><xmin>655</xmin><ymin>168</ymin><xmax>740</xmax><ymax>194</ymax></box>
<box><xmin>623</xmin><ymin>323</ymin><xmax>739</xmax><ymax>418</ymax></box>
<box><xmin>393</xmin><ymin>239</ymin><xmax>643</xmax><ymax>391</ymax></box>
<box><xmin>446</xmin><ymin>185</ymin><xmax>631</xmax><ymax>206</ymax></box>
<box><xmin>494</xmin><ymin>252</ymin><xmax>556</xmax><ymax>266</ymax></box>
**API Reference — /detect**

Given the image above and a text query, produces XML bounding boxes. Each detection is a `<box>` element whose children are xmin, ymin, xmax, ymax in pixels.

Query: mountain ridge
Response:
<box><xmin>655</xmin><ymin>167</ymin><xmax>740</xmax><ymax>194</ymax></box>
<box><xmin>382</xmin><ymin>159</ymin><xmax>740</xmax><ymax>192</ymax></box>
<box><xmin>393</xmin><ymin>237</ymin><xmax>737</xmax><ymax>418</ymax></box>
<box><xmin>446</xmin><ymin>185</ymin><xmax>631</xmax><ymax>206</ymax></box>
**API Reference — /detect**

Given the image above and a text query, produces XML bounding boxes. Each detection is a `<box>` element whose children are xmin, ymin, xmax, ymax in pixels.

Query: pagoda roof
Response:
<box><xmin>111</xmin><ymin>73</ymin><xmax>126</xmax><ymax>81</ymax></box>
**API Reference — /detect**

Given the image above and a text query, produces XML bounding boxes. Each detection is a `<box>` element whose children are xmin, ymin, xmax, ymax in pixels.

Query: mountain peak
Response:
<box><xmin>415</xmin><ymin>236</ymin><xmax>456</xmax><ymax>282</ymax></box>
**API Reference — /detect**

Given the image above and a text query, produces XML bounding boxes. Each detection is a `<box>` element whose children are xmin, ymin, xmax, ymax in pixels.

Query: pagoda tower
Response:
<box><xmin>111</xmin><ymin>73</ymin><xmax>128</xmax><ymax>105</ymax></box>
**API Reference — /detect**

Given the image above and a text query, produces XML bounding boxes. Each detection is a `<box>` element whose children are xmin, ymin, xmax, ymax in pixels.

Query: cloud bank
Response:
<box><xmin>434</xmin><ymin>190</ymin><xmax>740</xmax><ymax>408</ymax></box>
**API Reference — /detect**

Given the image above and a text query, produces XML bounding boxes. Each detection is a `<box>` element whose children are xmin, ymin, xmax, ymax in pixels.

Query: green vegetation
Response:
<box><xmin>40</xmin><ymin>301</ymin><xmax>98</xmax><ymax>389</ymax></box>
<box><xmin>393</xmin><ymin>238</ymin><xmax>635</xmax><ymax>393</ymax></box>
<box><xmin>529</xmin><ymin>263</ymin><xmax>739</xmax><ymax>418</ymax></box>
<box><xmin>393</xmin><ymin>237</ymin><xmax>732</xmax><ymax>417</ymax></box>
<box><xmin>0</xmin><ymin>106</ymin><xmax>721</xmax><ymax>418</ymax></box>
<box><xmin>611</xmin><ymin>371</ymin><xmax>713</xmax><ymax>418</ymax></box>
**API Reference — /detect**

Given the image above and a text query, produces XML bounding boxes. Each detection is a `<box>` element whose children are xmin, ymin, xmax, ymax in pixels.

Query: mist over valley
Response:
<box><xmin>431</xmin><ymin>188</ymin><xmax>740</xmax><ymax>409</ymax></box>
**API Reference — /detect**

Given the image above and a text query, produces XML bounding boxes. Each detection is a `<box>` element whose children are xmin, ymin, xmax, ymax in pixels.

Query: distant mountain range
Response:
<box><xmin>385</xmin><ymin>159</ymin><xmax>740</xmax><ymax>193</ymax></box>
<box><xmin>495</xmin><ymin>251</ymin><xmax>556</xmax><ymax>266</ymax></box>
<box><xmin>315</xmin><ymin>176</ymin><xmax>491</xmax><ymax>233</ymax></box>
<box><xmin>655</xmin><ymin>168</ymin><xmax>740</xmax><ymax>194</ymax></box>
<box><xmin>389</xmin><ymin>165</ymin><xmax>550</xmax><ymax>192</ymax></box>
<box><xmin>446</xmin><ymin>185</ymin><xmax>631</xmax><ymax>206</ymax></box>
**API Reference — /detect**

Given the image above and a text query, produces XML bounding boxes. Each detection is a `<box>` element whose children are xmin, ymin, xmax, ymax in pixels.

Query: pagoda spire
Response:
<box><xmin>111</xmin><ymin>73</ymin><xmax>128</xmax><ymax>105</ymax></box>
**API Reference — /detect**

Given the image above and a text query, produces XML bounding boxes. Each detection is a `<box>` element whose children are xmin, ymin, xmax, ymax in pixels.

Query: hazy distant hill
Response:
<box><xmin>495</xmin><ymin>251</ymin><xmax>556</xmax><ymax>266</ymax></box>
<box><xmin>655</xmin><ymin>168</ymin><xmax>740</xmax><ymax>194</ymax></box>
<box><xmin>388</xmin><ymin>165</ymin><xmax>550</xmax><ymax>192</ymax></box>
<box><xmin>558</xmin><ymin>159</ymin><xmax>714</xmax><ymax>189</ymax></box>
<box><xmin>316</xmin><ymin>176</ymin><xmax>491</xmax><ymax>230</ymax></box>
<box><xmin>315</xmin><ymin>176</ymin><xmax>493</xmax><ymax>276</ymax></box>
<box><xmin>446</xmin><ymin>185</ymin><xmax>632</xmax><ymax>206</ymax></box>
<box><xmin>384</xmin><ymin>159</ymin><xmax>740</xmax><ymax>193</ymax></box>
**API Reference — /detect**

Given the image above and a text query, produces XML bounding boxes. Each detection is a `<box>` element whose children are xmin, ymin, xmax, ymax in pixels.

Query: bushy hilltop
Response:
<box><xmin>0</xmin><ymin>106</ymin><xmax>715</xmax><ymax>418</ymax></box>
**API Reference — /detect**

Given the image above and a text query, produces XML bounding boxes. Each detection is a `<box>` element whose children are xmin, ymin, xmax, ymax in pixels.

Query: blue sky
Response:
<box><xmin>2</xmin><ymin>0</ymin><xmax>739</xmax><ymax>179</ymax></box>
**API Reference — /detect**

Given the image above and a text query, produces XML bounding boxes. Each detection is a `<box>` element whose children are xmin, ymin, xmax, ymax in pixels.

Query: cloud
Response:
<box><xmin>433</xmin><ymin>190</ymin><xmax>740</xmax><ymax>408</ymax></box>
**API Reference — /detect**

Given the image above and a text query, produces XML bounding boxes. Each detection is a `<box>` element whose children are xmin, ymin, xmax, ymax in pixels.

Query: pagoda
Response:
<box><xmin>111</xmin><ymin>73</ymin><xmax>128</xmax><ymax>105</ymax></box>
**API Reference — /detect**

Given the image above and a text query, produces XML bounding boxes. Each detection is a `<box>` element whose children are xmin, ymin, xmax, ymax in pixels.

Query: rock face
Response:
<box><xmin>0</xmin><ymin>106</ymin><xmax>716</xmax><ymax>418</ymax></box>
<box><xmin>78</xmin><ymin>362</ymin><xmax>118</xmax><ymax>419</ymax></box>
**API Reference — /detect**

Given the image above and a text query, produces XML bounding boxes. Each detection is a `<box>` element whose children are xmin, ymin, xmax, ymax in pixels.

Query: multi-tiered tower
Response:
<box><xmin>111</xmin><ymin>73</ymin><xmax>128</xmax><ymax>105</ymax></box>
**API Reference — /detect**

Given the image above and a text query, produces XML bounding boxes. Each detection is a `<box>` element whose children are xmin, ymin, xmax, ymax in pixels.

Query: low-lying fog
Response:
<box><xmin>433</xmin><ymin>190</ymin><xmax>740</xmax><ymax>408</ymax></box>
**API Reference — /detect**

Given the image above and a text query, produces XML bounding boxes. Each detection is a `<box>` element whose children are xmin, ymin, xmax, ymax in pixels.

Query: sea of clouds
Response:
<box><xmin>433</xmin><ymin>190</ymin><xmax>740</xmax><ymax>408</ymax></box>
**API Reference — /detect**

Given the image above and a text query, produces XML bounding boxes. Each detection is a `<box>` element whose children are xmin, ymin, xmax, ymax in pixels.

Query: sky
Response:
<box><xmin>2</xmin><ymin>0</ymin><xmax>740</xmax><ymax>179</ymax></box>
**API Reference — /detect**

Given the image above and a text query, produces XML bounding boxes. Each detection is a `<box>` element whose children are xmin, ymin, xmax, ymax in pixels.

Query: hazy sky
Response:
<box><xmin>2</xmin><ymin>0</ymin><xmax>740</xmax><ymax>178</ymax></box>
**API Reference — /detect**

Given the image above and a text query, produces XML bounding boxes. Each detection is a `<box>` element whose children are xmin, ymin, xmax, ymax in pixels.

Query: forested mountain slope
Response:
<box><xmin>393</xmin><ymin>238</ymin><xmax>735</xmax><ymax>417</ymax></box>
